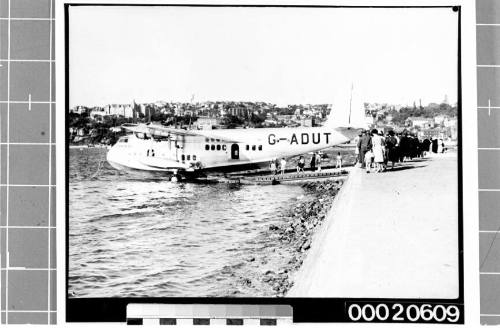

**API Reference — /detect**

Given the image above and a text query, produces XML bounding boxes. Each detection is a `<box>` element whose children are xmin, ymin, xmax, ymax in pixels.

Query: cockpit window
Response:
<box><xmin>119</xmin><ymin>137</ymin><xmax>128</xmax><ymax>143</ymax></box>
<box><xmin>135</xmin><ymin>132</ymin><xmax>150</xmax><ymax>140</ymax></box>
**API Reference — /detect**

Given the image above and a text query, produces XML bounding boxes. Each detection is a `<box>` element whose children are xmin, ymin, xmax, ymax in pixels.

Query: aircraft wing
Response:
<box><xmin>122</xmin><ymin>123</ymin><xmax>242</xmax><ymax>143</ymax></box>
<box><xmin>122</xmin><ymin>123</ymin><xmax>198</xmax><ymax>137</ymax></box>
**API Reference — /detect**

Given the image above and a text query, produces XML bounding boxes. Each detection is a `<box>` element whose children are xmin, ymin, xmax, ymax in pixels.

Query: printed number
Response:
<box><xmin>420</xmin><ymin>304</ymin><xmax>434</xmax><ymax>321</ymax></box>
<box><xmin>347</xmin><ymin>304</ymin><xmax>461</xmax><ymax>323</ymax></box>
<box><xmin>348</xmin><ymin>304</ymin><xmax>362</xmax><ymax>321</ymax></box>
<box><xmin>406</xmin><ymin>304</ymin><xmax>420</xmax><ymax>322</ymax></box>
<box><xmin>347</xmin><ymin>304</ymin><xmax>389</xmax><ymax>322</ymax></box>
<box><xmin>362</xmin><ymin>304</ymin><xmax>375</xmax><ymax>321</ymax></box>
<box><xmin>375</xmin><ymin>304</ymin><xmax>389</xmax><ymax>321</ymax></box>
<box><xmin>392</xmin><ymin>303</ymin><xmax>404</xmax><ymax>321</ymax></box>
<box><xmin>447</xmin><ymin>305</ymin><xmax>460</xmax><ymax>323</ymax></box>
<box><xmin>433</xmin><ymin>305</ymin><xmax>446</xmax><ymax>322</ymax></box>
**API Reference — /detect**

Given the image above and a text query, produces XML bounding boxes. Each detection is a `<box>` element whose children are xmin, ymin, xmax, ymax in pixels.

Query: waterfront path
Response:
<box><xmin>288</xmin><ymin>153</ymin><xmax>459</xmax><ymax>298</ymax></box>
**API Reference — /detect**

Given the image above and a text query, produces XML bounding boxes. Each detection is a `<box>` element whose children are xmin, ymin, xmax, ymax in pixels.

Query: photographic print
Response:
<box><xmin>66</xmin><ymin>4</ymin><xmax>461</xmax><ymax>306</ymax></box>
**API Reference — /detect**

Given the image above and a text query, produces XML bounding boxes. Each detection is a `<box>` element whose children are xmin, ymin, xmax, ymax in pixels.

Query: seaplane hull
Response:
<box><xmin>106</xmin><ymin>124</ymin><xmax>361</xmax><ymax>176</ymax></box>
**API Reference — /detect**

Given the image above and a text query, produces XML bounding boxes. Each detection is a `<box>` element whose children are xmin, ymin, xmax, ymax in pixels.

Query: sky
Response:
<box><xmin>69</xmin><ymin>6</ymin><xmax>458</xmax><ymax>108</ymax></box>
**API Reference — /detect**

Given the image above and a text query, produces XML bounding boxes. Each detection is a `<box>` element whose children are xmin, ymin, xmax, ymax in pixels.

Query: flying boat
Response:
<box><xmin>106</xmin><ymin>99</ymin><xmax>366</xmax><ymax>181</ymax></box>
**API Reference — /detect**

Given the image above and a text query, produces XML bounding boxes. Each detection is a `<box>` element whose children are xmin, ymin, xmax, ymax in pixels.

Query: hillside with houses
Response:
<box><xmin>68</xmin><ymin>100</ymin><xmax>457</xmax><ymax>146</ymax></box>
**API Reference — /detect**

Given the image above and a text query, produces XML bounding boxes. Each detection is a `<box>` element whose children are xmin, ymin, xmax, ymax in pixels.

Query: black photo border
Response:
<box><xmin>64</xmin><ymin>3</ymin><xmax>464</xmax><ymax>323</ymax></box>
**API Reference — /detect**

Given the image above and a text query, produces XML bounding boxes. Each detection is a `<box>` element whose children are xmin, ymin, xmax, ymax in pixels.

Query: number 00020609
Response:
<box><xmin>347</xmin><ymin>303</ymin><xmax>461</xmax><ymax>323</ymax></box>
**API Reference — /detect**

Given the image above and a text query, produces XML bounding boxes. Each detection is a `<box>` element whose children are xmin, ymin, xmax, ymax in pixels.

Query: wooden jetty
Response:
<box><xmin>211</xmin><ymin>168</ymin><xmax>351</xmax><ymax>185</ymax></box>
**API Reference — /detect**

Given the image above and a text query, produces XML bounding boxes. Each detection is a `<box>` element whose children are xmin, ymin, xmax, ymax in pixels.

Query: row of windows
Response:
<box><xmin>246</xmin><ymin>145</ymin><xmax>263</xmax><ymax>151</ymax></box>
<box><xmin>205</xmin><ymin>144</ymin><xmax>227</xmax><ymax>151</ymax></box>
<box><xmin>181</xmin><ymin>154</ymin><xmax>197</xmax><ymax>161</ymax></box>
<box><xmin>204</xmin><ymin>144</ymin><xmax>263</xmax><ymax>151</ymax></box>
<box><xmin>205</xmin><ymin>138</ymin><xmax>221</xmax><ymax>143</ymax></box>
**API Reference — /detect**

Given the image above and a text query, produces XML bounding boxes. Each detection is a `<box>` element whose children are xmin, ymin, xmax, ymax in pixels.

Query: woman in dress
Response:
<box><xmin>371</xmin><ymin>129</ymin><xmax>385</xmax><ymax>173</ymax></box>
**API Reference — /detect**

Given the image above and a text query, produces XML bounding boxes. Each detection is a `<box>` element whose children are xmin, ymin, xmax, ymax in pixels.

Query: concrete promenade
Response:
<box><xmin>288</xmin><ymin>153</ymin><xmax>459</xmax><ymax>298</ymax></box>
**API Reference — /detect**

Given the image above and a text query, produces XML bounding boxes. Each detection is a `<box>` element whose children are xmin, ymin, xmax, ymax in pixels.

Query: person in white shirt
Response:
<box><xmin>335</xmin><ymin>152</ymin><xmax>342</xmax><ymax>169</ymax></box>
<box><xmin>316</xmin><ymin>153</ymin><xmax>322</xmax><ymax>172</ymax></box>
<box><xmin>280</xmin><ymin>158</ymin><xmax>287</xmax><ymax>175</ymax></box>
<box><xmin>364</xmin><ymin>149</ymin><xmax>374</xmax><ymax>173</ymax></box>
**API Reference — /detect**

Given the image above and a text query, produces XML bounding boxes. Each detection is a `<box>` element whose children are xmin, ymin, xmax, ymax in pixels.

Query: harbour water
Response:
<box><xmin>69</xmin><ymin>148</ymin><xmax>314</xmax><ymax>298</ymax></box>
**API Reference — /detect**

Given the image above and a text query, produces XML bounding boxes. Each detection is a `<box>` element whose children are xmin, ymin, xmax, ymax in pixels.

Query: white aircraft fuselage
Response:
<box><xmin>106</xmin><ymin>126</ymin><xmax>359</xmax><ymax>174</ymax></box>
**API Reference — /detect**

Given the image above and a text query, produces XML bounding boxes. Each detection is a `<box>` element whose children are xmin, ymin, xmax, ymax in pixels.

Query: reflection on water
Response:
<box><xmin>69</xmin><ymin>148</ymin><xmax>309</xmax><ymax>297</ymax></box>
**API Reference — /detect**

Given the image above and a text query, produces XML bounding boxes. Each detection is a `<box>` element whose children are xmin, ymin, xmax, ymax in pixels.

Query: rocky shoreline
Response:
<box><xmin>259</xmin><ymin>179</ymin><xmax>345</xmax><ymax>296</ymax></box>
<box><xmin>214</xmin><ymin>178</ymin><xmax>345</xmax><ymax>297</ymax></box>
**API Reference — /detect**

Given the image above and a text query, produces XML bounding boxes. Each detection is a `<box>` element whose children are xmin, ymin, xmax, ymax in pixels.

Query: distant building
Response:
<box><xmin>196</xmin><ymin>116</ymin><xmax>220</xmax><ymax>130</ymax></box>
<box><xmin>275</xmin><ymin>115</ymin><xmax>295</xmax><ymax>124</ymax></box>
<box><xmin>434</xmin><ymin>115</ymin><xmax>447</xmax><ymax>125</ymax></box>
<box><xmin>101</xmin><ymin>104</ymin><xmax>134</xmax><ymax>118</ymax></box>
<box><xmin>406</xmin><ymin>117</ymin><xmax>433</xmax><ymax>129</ymax></box>
<box><xmin>443</xmin><ymin>117</ymin><xmax>457</xmax><ymax>128</ymax></box>
<box><xmin>449</xmin><ymin>125</ymin><xmax>458</xmax><ymax>140</ymax></box>
<box><xmin>71</xmin><ymin>106</ymin><xmax>87</xmax><ymax>115</ymax></box>
<box><xmin>365</xmin><ymin>114</ymin><xmax>374</xmax><ymax>126</ymax></box>
<box><xmin>227</xmin><ymin>107</ymin><xmax>247</xmax><ymax>117</ymax></box>
<box><xmin>89</xmin><ymin>108</ymin><xmax>107</xmax><ymax>118</ymax></box>
<box><xmin>302</xmin><ymin>109</ymin><xmax>314</xmax><ymax>116</ymax></box>
<box><xmin>264</xmin><ymin>119</ymin><xmax>277</xmax><ymax>126</ymax></box>
<box><xmin>419</xmin><ymin>128</ymin><xmax>449</xmax><ymax>140</ymax></box>
<box><xmin>174</xmin><ymin>105</ymin><xmax>184</xmax><ymax>116</ymax></box>
<box><xmin>300</xmin><ymin>117</ymin><xmax>315</xmax><ymax>127</ymax></box>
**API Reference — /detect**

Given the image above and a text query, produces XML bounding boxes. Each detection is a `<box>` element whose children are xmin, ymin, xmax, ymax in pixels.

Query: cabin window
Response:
<box><xmin>181</xmin><ymin>154</ymin><xmax>185</xmax><ymax>161</ymax></box>
<box><xmin>246</xmin><ymin>145</ymin><xmax>250</xmax><ymax>151</ymax></box>
<box><xmin>187</xmin><ymin>155</ymin><xmax>191</xmax><ymax>161</ymax></box>
<box><xmin>211</xmin><ymin>145</ymin><xmax>215</xmax><ymax>151</ymax></box>
<box><xmin>193</xmin><ymin>155</ymin><xmax>197</xmax><ymax>161</ymax></box>
<box><xmin>135</xmin><ymin>132</ymin><xmax>150</xmax><ymax>140</ymax></box>
<box><xmin>205</xmin><ymin>144</ymin><xmax>209</xmax><ymax>151</ymax></box>
<box><xmin>216</xmin><ymin>145</ymin><xmax>221</xmax><ymax>151</ymax></box>
<box><xmin>210</xmin><ymin>138</ymin><xmax>215</xmax><ymax>142</ymax></box>
<box><xmin>252</xmin><ymin>145</ymin><xmax>256</xmax><ymax>151</ymax></box>
<box><xmin>216</xmin><ymin>139</ymin><xmax>220</xmax><ymax>142</ymax></box>
<box><xmin>222</xmin><ymin>145</ymin><xmax>227</xmax><ymax>151</ymax></box>
<box><xmin>205</xmin><ymin>138</ymin><xmax>209</xmax><ymax>142</ymax></box>
<box><xmin>258</xmin><ymin>145</ymin><xmax>262</xmax><ymax>151</ymax></box>
<box><xmin>119</xmin><ymin>137</ymin><xmax>128</xmax><ymax>143</ymax></box>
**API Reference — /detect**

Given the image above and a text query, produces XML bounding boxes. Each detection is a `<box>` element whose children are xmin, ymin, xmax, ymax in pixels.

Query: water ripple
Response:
<box><xmin>69</xmin><ymin>148</ymin><xmax>309</xmax><ymax>298</ymax></box>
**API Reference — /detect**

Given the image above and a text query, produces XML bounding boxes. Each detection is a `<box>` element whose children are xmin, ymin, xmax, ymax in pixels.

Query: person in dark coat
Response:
<box><xmin>398</xmin><ymin>133</ymin><xmax>407</xmax><ymax>162</ymax></box>
<box><xmin>422</xmin><ymin>138</ymin><xmax>431</xmax><ymax>157</ymax></box>
<box><xmin>358</xmin><ymin>130</ymin><xmax>372</xmax><ymax>168</ymax></box>
<box><xmin>385</xmin><ymin>130</ymin><xmax>398</xmax><ymax>169</ymax></box>
<box><xmin>310</xmin><ymin>153</ymin><xmax>316</xmax><ymax>171</ymax></box>
<box><xmin>410</xmin><ymin>135</ymin><xmax>419</xmax><ymax>159</ymax></box>
<box><xmin>431</xmin><ymin>137</ymin><xmax>438</xmax><ymax>153</ymax></box>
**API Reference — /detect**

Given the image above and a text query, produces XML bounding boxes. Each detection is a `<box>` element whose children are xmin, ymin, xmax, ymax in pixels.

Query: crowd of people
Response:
<box><xmin>269</xmin><ymin>151</ymin><xmax>331</xmax><ymax>176</ymax></box>
<box><xmin>266</xmin><ymin>129</ymin><xmax>447</xmax><ymax>176</ymax></box>
<box><xmin>355</xmin><ymin>128</ymin><xmax>446</xmax><ymax>173</ymax></box>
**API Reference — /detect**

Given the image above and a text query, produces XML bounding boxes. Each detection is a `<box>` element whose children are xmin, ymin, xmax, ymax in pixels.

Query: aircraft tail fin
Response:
<box><xmin>324</xmin><ymin>84</ymin><xmax>368</xmax><ymax>130</ymax></box>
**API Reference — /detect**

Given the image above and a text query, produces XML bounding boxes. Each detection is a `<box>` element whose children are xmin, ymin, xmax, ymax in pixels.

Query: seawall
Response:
<box><xmin>288</xmin><ymin>153</ymin><xmax>459</xmax><ymax>298</ymax></box>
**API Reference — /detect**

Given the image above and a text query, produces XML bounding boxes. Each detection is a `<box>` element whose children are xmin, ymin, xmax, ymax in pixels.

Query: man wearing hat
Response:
<box><xmin>358</xmin><ymin>130</ymin><xmax>372</xmax><ymax>168</ymax></box>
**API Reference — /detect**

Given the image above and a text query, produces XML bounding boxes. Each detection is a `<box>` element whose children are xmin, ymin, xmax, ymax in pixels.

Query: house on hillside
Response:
<box><xmin>405</xmin><ymin>117</ymin><xmax>434</xmax><ymax>129</ymax></box>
